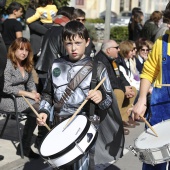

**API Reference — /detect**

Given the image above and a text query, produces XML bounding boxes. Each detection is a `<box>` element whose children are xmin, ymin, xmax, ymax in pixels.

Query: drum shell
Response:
<box><xmin>134</xmin><ymin>120</ymin><xmax>170</xmax><ymax>165</ymax></box>
<box><xmin>39</xmin><ymin>115</ymin><xmax>98</xmax><ymax>168</ymax></box>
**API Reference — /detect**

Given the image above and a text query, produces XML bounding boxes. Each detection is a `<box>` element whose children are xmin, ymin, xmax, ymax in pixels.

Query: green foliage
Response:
<box><xmin>86</xmin><ymin>18</ymin><xmax>104</xmax><ymax>23</ymax></box>
<box><xmin>4</xmin><ymin>0</ymin><xmax>71</xmax><ymax>10</ymax></box>
<box><xmin>85</xmin><ymin>23</ymin><xmax>97</xmax><ymax>41</ymax></box>
<box><xmin>5</xmin><ymin>0</ymin><xmax>29</xmax><ymax>9</ymax></box>
<box><xmin>110</xmin><ymin>26</ymin><xmax>128</xmax><ymax>43</ymax></box>
<box><xmin>53</xmin><ymin>0</ymin><xmax>70</xmax><ymax>9</ymax></box>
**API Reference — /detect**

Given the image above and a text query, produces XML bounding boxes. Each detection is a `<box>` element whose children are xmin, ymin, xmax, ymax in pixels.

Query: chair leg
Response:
<box><xmin>16</xmin><ymin>113</ymin><xmax>24</xmax><ymax>159</ymax></box>
<box><xmin>0</xmin><ymin>114</ymin><xmax>10</xmax><ymax>137</ymax></box>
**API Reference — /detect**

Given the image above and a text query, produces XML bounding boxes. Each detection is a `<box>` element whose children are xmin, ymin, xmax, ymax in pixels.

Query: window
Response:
<box><xmin>76</xmin><ymin>0</ymin><xmax>84</xmax><ymax>5</ymax></box>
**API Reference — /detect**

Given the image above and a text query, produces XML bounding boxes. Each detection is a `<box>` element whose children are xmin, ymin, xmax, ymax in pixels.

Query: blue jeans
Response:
<box><xmin>142</xmin><ymin>162</ymin><xmax>169</xmax><ymax>170</ymax></box>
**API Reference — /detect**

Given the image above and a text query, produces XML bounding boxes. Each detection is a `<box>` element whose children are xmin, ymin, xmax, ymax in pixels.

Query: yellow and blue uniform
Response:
<box><xmin>141</xmin><ymin>31</ymin><xmax>170</xmax><ymax>170</ymax></box>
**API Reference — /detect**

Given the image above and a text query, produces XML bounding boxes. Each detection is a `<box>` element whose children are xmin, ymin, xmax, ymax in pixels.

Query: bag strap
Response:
<box><xmin>89</xmin><ymin>57</ymin><xmax>98</xmax><ymax>117</ymax></box>
<box><xmin>55</xmin><ymin>60</ymin><xmax>93</xmax><ymax>113</ymax></box>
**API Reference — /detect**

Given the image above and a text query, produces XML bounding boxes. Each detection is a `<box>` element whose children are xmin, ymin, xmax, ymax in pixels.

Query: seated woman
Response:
<box><xmin>117</xmin><ymin>40</ymin><xmax>140</xmax><ymax>91</ymax></box>
<box><xmin>135</xmin><ymin>38</ymin><xmax>150</xmax><ymax>73</ymax></box>
<box><xmin>0</xmin><ymin>37</ymin><xmax>40</xmax><ymax>159</ymax></box>
<box><xmin>129</xmin><ymin>40</ymin><xmax>140</xmax><ymax>82</ymax></box>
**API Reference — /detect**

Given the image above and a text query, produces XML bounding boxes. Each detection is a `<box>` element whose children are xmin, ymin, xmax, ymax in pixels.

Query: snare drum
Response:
<box><xmin>39</xmin><ymin>115</ymin><xmax>97</xmax><ymax>169</ymax></box>
<box><xmin>134</xmin><ymin>120</ymin><xmax>170</xmax><ymax>165</ymax></box>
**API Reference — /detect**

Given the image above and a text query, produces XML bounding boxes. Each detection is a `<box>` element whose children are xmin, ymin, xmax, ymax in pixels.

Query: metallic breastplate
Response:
<box><xmin>52</xmin><ymin>62</ymin><xmax>92</xmax><ymax>116</ymax></box>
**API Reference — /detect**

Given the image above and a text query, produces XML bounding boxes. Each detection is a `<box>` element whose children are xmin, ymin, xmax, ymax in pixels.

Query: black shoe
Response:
<box><xmin>25</xmin><ymin>149</ymin><xmax>40</xmax><ymax>159</ymax></box>
<box><xmin>0</xmin><ymin>155</ymin><xmax>4</xmax><ymax>161</ymax></box>
<box><xmin>17</xmin><ymin>145</ymin><xmax>40</xmax><ymax>159</ymax></box>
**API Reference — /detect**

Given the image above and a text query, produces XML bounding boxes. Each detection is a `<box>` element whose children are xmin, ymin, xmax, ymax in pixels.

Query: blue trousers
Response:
<box><xmin>143</xmin><ymin>162</ymin><xmax>169</xmax><ymax>170</ymax></box>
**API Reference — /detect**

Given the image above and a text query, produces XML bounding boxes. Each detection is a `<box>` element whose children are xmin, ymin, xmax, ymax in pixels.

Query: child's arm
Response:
<box><xmin>16</xmin><ymin>31</ymin><xmax>22</xmax><ymax>38</ymax></box>
<box><xmin>26</xmin><ymin>8</ymin><xmax>41</xmax><ymax>24</ymax></box>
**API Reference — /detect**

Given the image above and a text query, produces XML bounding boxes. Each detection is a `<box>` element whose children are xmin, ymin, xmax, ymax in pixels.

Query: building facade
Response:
<box><xmin>69</xmin><ymin>0</ymin><xmax>170</xmax><ymax>19</ymax></box>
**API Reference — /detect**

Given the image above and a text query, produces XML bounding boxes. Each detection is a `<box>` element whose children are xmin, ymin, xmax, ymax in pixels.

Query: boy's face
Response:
<box><xmin>14</xmin><ymin>8</ymin><xmax>23</xmax><ymax>18</ymax></box>
<box><xmin>64</xmin><ymin>35</ymin><xmax>90</xmax><ymax>61</ymax></box>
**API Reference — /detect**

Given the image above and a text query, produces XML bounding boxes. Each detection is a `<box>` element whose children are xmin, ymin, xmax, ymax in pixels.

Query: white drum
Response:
<box><xmin>134</xmin><ymin>120</ymin><xmax>170</xmax><ymax>165</ymax></box>
<box><xmin>39</xmin><ymin>115</ymin><xmax>97</xmax><ymax>169</ymax></box>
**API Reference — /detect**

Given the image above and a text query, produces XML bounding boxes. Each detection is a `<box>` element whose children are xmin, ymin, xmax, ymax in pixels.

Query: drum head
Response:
<box><xmin>135</xmin><ymin>120</ymin><xmax>170</xmax><ymax>149</ymax></box>
<box><xmin>40</xmin><ymin>115</ymin><xmax>89</xmax><ymax>157</ymax></box>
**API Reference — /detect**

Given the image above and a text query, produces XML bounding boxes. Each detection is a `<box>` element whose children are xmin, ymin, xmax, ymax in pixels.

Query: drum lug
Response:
<box><xmin>75</xmin><ymin>141</ymin><xmax>84</xmax><ymax>154</ymax></box>
<box><xmin>87</xmin><ymin>133</ymin><xmax>93</xmax><ymax>143</ymax></box>
<box><xmin>129</xmin><ymin>145</ymin><xmax>138</xmax><ymax>156</ymax></box>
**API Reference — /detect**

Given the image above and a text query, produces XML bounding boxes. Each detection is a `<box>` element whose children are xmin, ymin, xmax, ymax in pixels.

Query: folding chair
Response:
<box><xmin>0</xmin><ymin>92</ymin><xmax>27</xmax><ymax>159</ymax></box>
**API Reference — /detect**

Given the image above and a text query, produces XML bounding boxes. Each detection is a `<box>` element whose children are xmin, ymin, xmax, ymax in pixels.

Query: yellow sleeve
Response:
<box><xmin>140</xmin><ymin>37</ymin><xmax>162</xmax><ymax>85</ymax></box>
<box><xmin>141</xmin><ymin>32</ymin><xmax>170</xmax><ymax>87</ymax></box>
<box><xmin>26</xmin><ymin>8</ymin><xmax>41</xmax><ymax>24</ymax></box>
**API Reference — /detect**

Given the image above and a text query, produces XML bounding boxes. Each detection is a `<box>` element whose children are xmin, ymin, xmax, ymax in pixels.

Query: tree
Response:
<box><xmin>5</xmin><ymin>0</ymin><xmax>29</xmax><ymax>9</ymax></box>
<box><xmin>53</xmin><ymin>0</ymin><xmax>70</xmax><ymax>9</ymax></box>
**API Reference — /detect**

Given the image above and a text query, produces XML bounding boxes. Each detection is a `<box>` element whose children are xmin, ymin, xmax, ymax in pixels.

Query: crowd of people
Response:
<box><xmin>0</xmin><ymin>0</ymin><xmax>170</xmax><ymax>170</ymax></box>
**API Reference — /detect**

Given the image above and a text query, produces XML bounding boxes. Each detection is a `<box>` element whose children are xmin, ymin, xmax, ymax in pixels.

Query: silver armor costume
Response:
<box><xmin>39</xmin><ymin>56</ymin><xmax>125</xmax><ymax>170</ymax></box>
<box><xmin>39</xmin><ymin>56</ymin><xmax>113</xmax><ymax>117</ymax></box>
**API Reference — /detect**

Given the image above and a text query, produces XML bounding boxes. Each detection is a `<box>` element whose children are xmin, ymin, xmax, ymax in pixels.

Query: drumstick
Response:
<box><xmin>157</xmin><ymin>84</ymin><xmax>170</xmax><ymax>87</ymax></box>
<box><xmin>22</xmin><ymin>95</ymin><xmax>51</xmax><ymax>131</ymax></box>
<box><xmin>63</xmin><ymin>77</ymin><xmax>106</xmax><ymax>131</ymax></box>
<box><xmin>139</xmin><ymin>115</ymin><xmax>158</xmax><ymax>137</ymax></box>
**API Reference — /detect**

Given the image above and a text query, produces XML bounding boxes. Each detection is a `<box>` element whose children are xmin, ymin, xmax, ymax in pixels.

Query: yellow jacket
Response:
<box><xmin>140</xmin><ymin>30</ymin><xmax>170</xmax><ymax>87</ymax></box>
<box><xmin>27</xmin><ymin>5</ymin><xmax>58</xmax><ymax>24</ymax></box>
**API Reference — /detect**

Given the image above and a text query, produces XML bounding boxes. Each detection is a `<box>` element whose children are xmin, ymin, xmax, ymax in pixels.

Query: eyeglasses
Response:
<box><xmin>76</xmin><ymin>18</ymin><xmax>86</xmax><ymax>22</ymax></box>
<box><xmin>110</xmin><ymin>46</ymin><xmax>119</xmax><ymax>50</ymax></box>
<box><xmin>141</xmin><ymin>48</ymin><xmax>149</xmax><ymax>52</ymax></box>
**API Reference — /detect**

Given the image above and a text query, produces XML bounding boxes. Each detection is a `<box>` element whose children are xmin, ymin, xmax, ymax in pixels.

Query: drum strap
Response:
<box><xmin>54</xmin><ymin>60</ymin><xmax>93</xmax><ymax>113</ymax></box>
<box><xmin>89</xmin><ymin>57</ymin><xmax>98</xmax><ymax>118</ymax></box>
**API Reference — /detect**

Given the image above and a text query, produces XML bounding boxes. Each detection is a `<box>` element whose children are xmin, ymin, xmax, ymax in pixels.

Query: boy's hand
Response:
<box><xmin>37</xmin><ymin>113</ymin><xmax>48</xmax><ymax>126</ymax></box>
<box><xmin>87</xmin><ymin>90</ymin><xmax>102</xmax><ymax>104</ymax></box>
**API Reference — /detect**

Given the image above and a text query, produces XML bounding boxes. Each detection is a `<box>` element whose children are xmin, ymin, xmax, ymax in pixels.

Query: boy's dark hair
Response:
<box><xmin>62</xmin><ymin>20</ymin><xmax>89</xmax><ymax>42</ymax></box>
<box><xmin>39</xmin><ymin>0</ymin><xmax>48</xmax><ymax>7</ymax></box>
<box><xmin>163</xmin><ymin>9</ymin><xmax>170</xmax><ymax>23</ymax></box>
<box><xmin>72</xmin><ymin>8</ymin><xmax>85</xmax><ymax>19</ymax></box>
<box><xmin>7</xmin><ymin>2</ymin><xmax>24</xmax><ymax>15</ymax></box>
<box><xmin>132</xmin><ymin>7</ymin><xmax>141</xmax><ymax>16</ymax></box>
<box><xmin>28</xmin><ymin>0</ymin><xmax>39</xmax><ymax>9</ymax></box>
<box><xmin>57</xmin><ymin>6</ymin><xmax>75</xmax><ymax>20</ymax></box>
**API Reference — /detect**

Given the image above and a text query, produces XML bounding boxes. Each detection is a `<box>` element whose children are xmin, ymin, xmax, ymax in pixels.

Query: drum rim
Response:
<box><xmin>134</xmin><ymin>119</ymin><xmax>170</xmax><ymax>149</ymax></box>
<box><xmin>39</xmin><ymin>115</ymin><xmax>92</xmax><ymax>159</ymax></box>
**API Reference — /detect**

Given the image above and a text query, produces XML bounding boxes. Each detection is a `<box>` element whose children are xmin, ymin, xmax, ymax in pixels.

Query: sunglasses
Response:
<box><xmin>110</xmin><ymin>46</ymin><xmax>119</xmax><ymax>50</ymax></box>
<box><xmin>76</xmin><ymin>18</ymin><xmax>86</xmax><ymax>22</ymax></box>
<box><xmin>133</xmin><ymin>47</ymin><xmax>137</xmax><ymax>50</ymax></box>
<box><xmin>141</xmin><ymin>48</ymin><xmax>149</xmax><ymax>52</ymax></box>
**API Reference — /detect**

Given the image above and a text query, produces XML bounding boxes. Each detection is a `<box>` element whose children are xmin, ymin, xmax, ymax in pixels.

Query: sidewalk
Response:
<box><xmin>0</xmin><ymin>114</ymin><xmax>144</xmax><ymax>170</ymax></box>
<box><xmin>0</xmin><ymin>116</ymin><xmax>48</xmax><ymax>170</ymax></box>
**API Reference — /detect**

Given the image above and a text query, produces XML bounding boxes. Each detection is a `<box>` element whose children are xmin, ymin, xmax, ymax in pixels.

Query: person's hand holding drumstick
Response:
<box><xmin>132</xmin><ymin>79</ymin><xmax>149</xmax><ymax>120</ymax></box>
<box><xmin>37</xmin><ymin>90</ymin><xmax>103</xmax><ymax>127</ymax></box>
<box><xmin>133</xmin><ymin>79</ymin><xmax>158</xmax><ymax>137</ymax></box>
<box><xmin>37</xmin><ymin>112</ymin><xmax>48</xmax><ymax>126</ymax></box>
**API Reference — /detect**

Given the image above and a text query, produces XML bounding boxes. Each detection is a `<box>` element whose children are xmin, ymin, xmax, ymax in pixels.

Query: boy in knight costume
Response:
<box><xmin>37</xmin><ymin>21</ymin><xmax>124</xmax><ymax>169</ymax></box>
<box><xmin>133</xmin><ymin>7</ymin><xmax>170</xmax><ymax>170</ymax></box>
